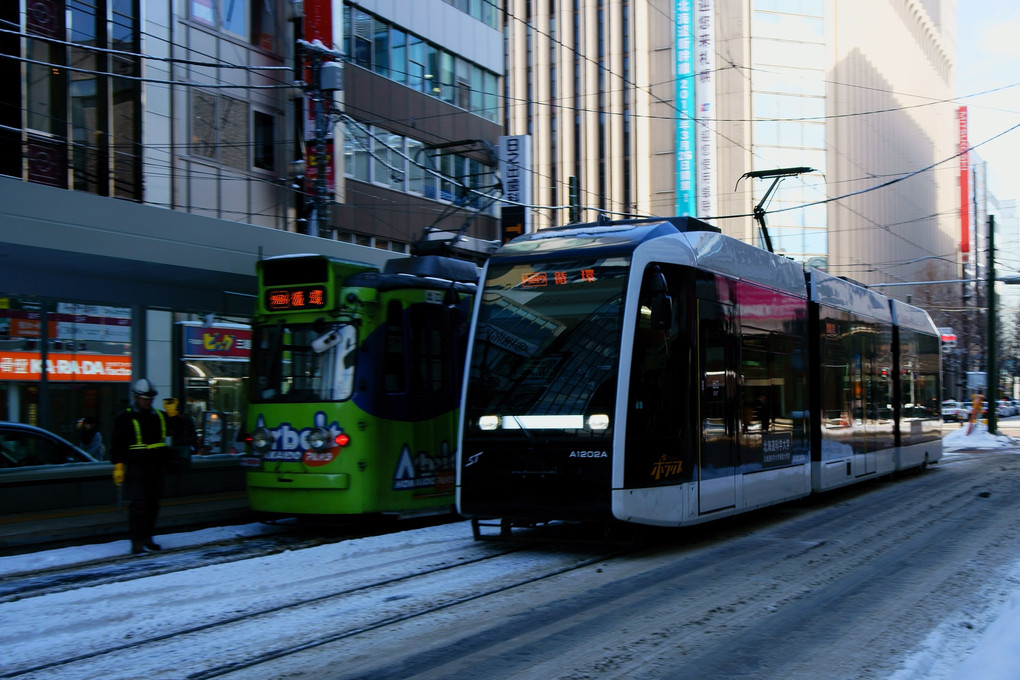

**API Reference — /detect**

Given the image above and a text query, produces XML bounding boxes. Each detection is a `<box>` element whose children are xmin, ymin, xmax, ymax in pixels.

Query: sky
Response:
<box><xmin>0</xmin><ymin>427</ymin><xmax>1019</xmax><ymax>679</ymax></box>
<box><xmin>956</xmin><ymin>1</ymin><xmax>1020</xmax><ymax>202</ymax></box>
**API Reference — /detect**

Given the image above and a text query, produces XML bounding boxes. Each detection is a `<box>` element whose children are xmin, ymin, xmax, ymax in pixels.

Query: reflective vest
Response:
<box><xmin>127</xmin><ymin>408</ymin><xmax>168</xmax><ymax>451</ymax></box>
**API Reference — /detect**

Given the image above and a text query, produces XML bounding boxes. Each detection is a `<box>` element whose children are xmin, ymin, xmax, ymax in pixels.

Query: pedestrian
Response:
<box><xmin>163</xmin><ymin>397</ymin><xmax>197</xmax><ymax>470</ymax></box>
<box><xmin>110</xmin><ymin>378</ymin><xmax>171</xmax><ymax>555</ymax></box>
<box><xmin>163</xmin><ymin>397</ymin><xmax>197</xmax><ymax>449</ymax></box>
<box><xmin>77</xmin><ymin>416</ymin><xmax>105</xmax><ymax>459</ymax></box>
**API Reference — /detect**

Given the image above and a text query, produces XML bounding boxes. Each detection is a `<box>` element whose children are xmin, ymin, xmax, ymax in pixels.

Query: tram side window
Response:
<box><xmin>624</xmin><ymin>262</ymin><xmax>694</xmax><ymax>488</ymax></box>
<box><xmin>741</xmin><ymin>334</ymin><xmax>770</xmax><ymax>432</ymax></box>
<box><xmin>384</xmin><ymin>300</ymin><xmax>406</xmax><ymax>393</ymax></box>
<box><xmin>409</xmin><ymin>305</ymin><xmax>447</xmax><ymax>395</ymax></box>
<box><xmin>901</xmin><ymin>330</ymin><xmax>941</xmax><ymax>421</ymax></box>
<box><xmin>917</xmin><ymin>333</ymin><xmax>941</xmax><ymax>418</ymax></box>
<box><xmin>769</xmin><ymin>335</ymin><xmax>801</xmax><ymax>434</ymax></box>
<box><xmin>820</xmin><ymin>319</ymin><xmax>851</xmax><ymax>430</ymax></box>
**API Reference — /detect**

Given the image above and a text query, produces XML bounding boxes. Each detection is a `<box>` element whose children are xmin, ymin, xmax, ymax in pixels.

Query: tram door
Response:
<box><xmin>698</xmin><ymin>300</ymin><xmax>737</xmax><ymax>513</ymax></box>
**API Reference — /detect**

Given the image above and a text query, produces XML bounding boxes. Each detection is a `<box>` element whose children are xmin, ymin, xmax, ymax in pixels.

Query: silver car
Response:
<box><xmin>0</xmin><ymin>422</ymin><xmax>99</xmax><ymax>468</ymax></box>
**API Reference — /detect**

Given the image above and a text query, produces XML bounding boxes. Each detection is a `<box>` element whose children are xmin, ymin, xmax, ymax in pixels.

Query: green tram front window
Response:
<box><xmin>251</xmin><ymin>323</ymin><xmax>357</xmax><ymax>403</ymax></box>
<box><xmin>466</xmin><ymin>256</ymin><xmax>629</xmax><ymax>436</ymax></box>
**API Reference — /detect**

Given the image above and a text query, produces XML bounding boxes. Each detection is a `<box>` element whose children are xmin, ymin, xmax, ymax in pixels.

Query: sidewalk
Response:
<box><xmin>0</xmin><ymin>492</ymin><xmax>254</xmax><ymax>555</ymax></box>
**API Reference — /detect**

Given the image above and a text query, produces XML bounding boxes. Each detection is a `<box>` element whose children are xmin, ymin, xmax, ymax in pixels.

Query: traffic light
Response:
<box><xmin>501</xmin><ymin>205</ymin><xmax>525</xmax><ymax>243</ymax></box>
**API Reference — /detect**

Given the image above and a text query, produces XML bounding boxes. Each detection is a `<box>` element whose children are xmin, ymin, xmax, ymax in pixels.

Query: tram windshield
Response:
<box><xmin>466</xmin><ymin>256</ymin><xmax>629</xmax><ymax>435</ymax></box>
<box><xmin>250</xmin><ymin>322</ymin><xmax>358</xmax><ymax>403</ymax></box>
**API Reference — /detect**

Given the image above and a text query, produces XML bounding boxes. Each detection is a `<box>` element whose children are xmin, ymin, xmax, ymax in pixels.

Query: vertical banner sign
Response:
<box><xmin>958</xmin><ymin>107</ymin><xmax>970</xmax><ymax>259</ymax></box>
<box><xmin>675</xmin><ymin>0</ymin><xmax>696</xmax><ymax>216</ymax></box>
<box><xmin>954</xmin><ymin>107</ymin><xmax>971</xmax><ymax>258</ymax></box>
<box><xmin>304</xmin><ymin>0</ymin><xmax>335</xmax><ymax>193</ymax></box>
<box><xmin>499</xmin><ymin>135</ymin><xmax>532</xmax><ymax>241</ymax></box>
<box><xmin>694</xmin><ymin>0</ymin><xmax>716</xmax><ymax>219</ymax></box>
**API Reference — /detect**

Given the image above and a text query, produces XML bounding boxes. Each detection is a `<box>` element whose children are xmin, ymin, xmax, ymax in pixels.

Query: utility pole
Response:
<box><xmin>987</xmin><ymin>213</ymin><xmax>997</xmax><ymax>432</ymax></box>
<box><xmin>298</xmin><ymin>39</ymin><xmax>342</xmax><ymax>238</ymax></box>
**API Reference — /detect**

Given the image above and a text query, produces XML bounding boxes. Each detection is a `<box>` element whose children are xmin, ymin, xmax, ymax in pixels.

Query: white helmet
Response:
<box><xmin>132</xmin><ymin>378</ymin><xmax>158</xmax><ymax>397</ymax></box>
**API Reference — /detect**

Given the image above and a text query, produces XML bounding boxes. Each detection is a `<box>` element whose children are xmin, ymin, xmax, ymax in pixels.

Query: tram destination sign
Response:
<box><xmin>265</xmin><ymin>286</ymin><xmax>328</xmax><ymax>312</ymax></box>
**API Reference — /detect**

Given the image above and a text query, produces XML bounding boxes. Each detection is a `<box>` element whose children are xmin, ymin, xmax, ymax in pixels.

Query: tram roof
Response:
<box><xmin>493</xmin><ymin>216</ymin><xmax>810</xmax><ymax>299</ymax></box>
<box><xmin>808</xmin><ymin>268</ymin><xmax>894</xmax><ymax>323</ymax></box>
<box><xmin>889</xmin><ymin>298</ymin><xmax>939</xmax><ymax>335</ymax></box>
<box><xmin>495</xmin><ymin>216</ymin><xmax>720</xmax><ymax>258</ymax></box>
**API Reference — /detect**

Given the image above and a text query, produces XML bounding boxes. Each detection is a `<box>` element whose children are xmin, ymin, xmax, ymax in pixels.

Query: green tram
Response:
<box><xmin>241</xmin><ymin>254</ymin><xmax>478</xmax><ymax>518</ymax></box>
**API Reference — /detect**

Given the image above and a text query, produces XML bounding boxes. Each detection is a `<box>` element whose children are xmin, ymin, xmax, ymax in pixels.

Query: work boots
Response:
<box><xmin>130</xmin><ymin>539</ymin><xmax>162</xmax><ymax>554</ymax></box>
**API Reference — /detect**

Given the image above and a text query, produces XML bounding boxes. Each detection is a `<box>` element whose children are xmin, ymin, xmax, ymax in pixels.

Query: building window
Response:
<box><xmin>253</xmin><ymin>111</ymin><xmax>276</xmax><ymax>171</ymax></box>
<box><xmin>353</xmin><ymin>9</ymin><xmax>372</xmax><ymax>68</ymax></box>
<box><xmin>342</xmin><ymin>120</ymin><xmax>497</xmax><ymax>215</ymax></box>
<box><xmin>407</xmin><ymin>35</ymin><xmax>425</xmax><ymax>92</ymax></box>
<box><xmin>343</xmin><ymin>6</ymin><xmax>499</xmax><ymax>119</ymax></box>
<box><xmin>441</xmin><ymin>0</ymin><xmax>500</xmax><ymax>29</ymax></box>
<box><xmin>190</xmin><ymin>0</ymin><xmax>245</xmax><ymax>38</ymax></box>
<box><xmin>191</xmin><ymin>0</ymin><xmax>282</xmax><ymax>50</ymax></box>
<box><xmin>251</xmin><ymin>0</ymin><xmax>282</xmax><ymax>51</ymax></box>
<box><xmin>19</xmin><ymin>0</ymin><xmax>141</xmax><ymax>198</ymax></box>
<box><xmin>373</xmin><ymin>19</ymin><xmax>390</xmax><ymax>78</ymax></box>
<box><xmin>391</xmin><ymin>28</ymin><xmax>407</xmax><ymax>84</ymax></box>
<box><xmin>192</xmin><ymin>92</ymin><xmax>250</xmax><ymax>170</ymax></box>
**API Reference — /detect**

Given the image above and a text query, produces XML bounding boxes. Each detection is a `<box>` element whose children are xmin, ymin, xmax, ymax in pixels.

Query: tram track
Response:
<box><xmin>0</xmin><ymin>516</ymin><xmax>462</xmax><ymax>603</ymax></box>
<box><xmin>244</xmin><ymin>452</ymin><xmax>1020</xmax><ymax>680</ymax></box>
<box><xmin>0</xmin><ymin>529</ymin><xmax>621</xmax><ymax>680</ymax></box>
<box><xmin>188</xmin><ymin>548</ymin><xmax>623</xmax><ymax>680</ymax></box>
<box><xmin>358</xmin><ymin>452</ymin><xmax>1020</xmax><ymax>680</ymax></box>
<box><xmin>4</xmin><ymin>453</ymin><xmax>1019</xmax><ymax>679</ymax></box>
<box><xmin>0</xmin><ymin>533</ymin><xmax>328</xmax><ymax>604</ymax></box>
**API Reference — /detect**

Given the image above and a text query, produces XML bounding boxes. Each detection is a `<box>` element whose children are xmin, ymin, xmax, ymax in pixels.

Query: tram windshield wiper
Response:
<box><xmin>507</xmin><ymin>414</ymin><xmax>535</xmax><ymax>442</ymax></box>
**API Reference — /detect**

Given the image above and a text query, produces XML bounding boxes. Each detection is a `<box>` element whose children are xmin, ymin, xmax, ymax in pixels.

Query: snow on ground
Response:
<box><xmin>942</xmin><ymin>420</ymin><xmax>1019</xmax><ymax>453</ymax></box>
<box><xmin>1</xmin><ymin>426</ymin><xmax>1019</xmax><ymax>679</ymax></box>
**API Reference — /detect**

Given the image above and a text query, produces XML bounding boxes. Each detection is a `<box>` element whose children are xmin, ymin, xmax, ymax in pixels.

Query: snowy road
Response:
<box><xmin>3</xmin><ymin>449</ymin><xmax>1020</xmax><ymax>679</ymax></box>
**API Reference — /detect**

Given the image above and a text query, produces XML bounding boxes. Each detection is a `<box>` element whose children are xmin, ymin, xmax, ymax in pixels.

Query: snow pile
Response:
<box><xmin>942</xmin><ymin>421</ymin><xmax>1018</xmax><ymax>452</ymax></box>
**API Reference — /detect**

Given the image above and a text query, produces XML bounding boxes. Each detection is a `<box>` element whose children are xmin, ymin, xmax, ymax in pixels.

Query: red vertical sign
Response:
<box><xmin>959</xmin><ymin>106</ymin><xmax>970</xmax><ymax>258</ymax></box>
<box><xmin>303</xmin><ymin>0</ymin><xmax>332</xmax><ymax>47</ymax></box>
<box><xmin>304</xmin><ymin>0</ymin><xmax>335</xmax><ymax>193</ymax></box>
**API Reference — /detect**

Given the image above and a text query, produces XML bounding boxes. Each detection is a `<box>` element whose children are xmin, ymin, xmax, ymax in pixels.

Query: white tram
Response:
<box><xmin>456</xmin><ymin>217</ymin><xmax>941</xmax><ymax>530</ymax></box>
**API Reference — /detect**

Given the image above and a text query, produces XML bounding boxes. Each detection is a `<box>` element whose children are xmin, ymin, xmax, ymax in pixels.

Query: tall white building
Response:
<box><xmin>503</xmin><ymin>0</ymin><xmax>959</xmax><ymax>306</ymax></box>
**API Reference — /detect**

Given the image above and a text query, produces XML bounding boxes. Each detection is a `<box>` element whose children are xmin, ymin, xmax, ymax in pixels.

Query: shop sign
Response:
<box><xmin>183</xmin><ymin>326</ymin><xmax>251</xmax><ymax>359</ymax></box>
<box><xmin>2</xmin><ymin>304</ymin><xmax>131</xmax><ymax>343</ymax></box>
<box><xmin>0</xmin><ymin>352</ymin><xmax>132</xmax><ymax>381</ymax></box>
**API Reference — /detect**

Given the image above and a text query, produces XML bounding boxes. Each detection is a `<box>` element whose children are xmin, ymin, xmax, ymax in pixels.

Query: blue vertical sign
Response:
<box><xmin>675</xmin><ymin>0</ymin><xmax>696</xmax><ymax>216</ymax></box>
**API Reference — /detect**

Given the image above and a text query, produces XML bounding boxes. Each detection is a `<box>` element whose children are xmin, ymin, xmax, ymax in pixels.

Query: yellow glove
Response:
<box><xmin>113</xmin><ymin>463</ymin><xmax>125</xmax><ymax>485</ymax></box>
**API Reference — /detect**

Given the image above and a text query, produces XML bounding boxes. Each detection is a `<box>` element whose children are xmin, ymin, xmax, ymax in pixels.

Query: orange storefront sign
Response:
<box><xmin>0</xmin><ymin>352</ymin><xmax>132</xmax><ymax>381</ymax></box>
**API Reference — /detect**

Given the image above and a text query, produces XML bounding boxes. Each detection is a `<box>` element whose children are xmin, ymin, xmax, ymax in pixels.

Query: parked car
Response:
<box><xmin>0</xmin><ymin>422</ymin><xmax>99</xmax><ymax>468</ymax></box>
<box><xmin>941</xmin><ymin>400</ymin><xmax>962</xmax><ymax>421</ymax></box>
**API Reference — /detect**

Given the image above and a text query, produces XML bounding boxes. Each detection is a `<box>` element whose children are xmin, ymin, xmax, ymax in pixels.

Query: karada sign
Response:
<box><xmin>0</xmin><ymin>352</ymin><xmax>132</xmax><ymax>381</ymax></box>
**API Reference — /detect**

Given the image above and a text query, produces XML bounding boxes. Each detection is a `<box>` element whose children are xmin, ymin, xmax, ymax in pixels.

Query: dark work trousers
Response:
<box><xmin>124</xmin><ymin>462</ymin><xmax>165</xmax><ymax>542</ymax></box>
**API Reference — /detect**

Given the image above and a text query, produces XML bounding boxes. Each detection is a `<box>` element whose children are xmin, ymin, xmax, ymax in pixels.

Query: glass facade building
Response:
<box><xmin>749</xmin><ymin>1</ymin><xmax>828</xmax><ymax>267</ymax></box>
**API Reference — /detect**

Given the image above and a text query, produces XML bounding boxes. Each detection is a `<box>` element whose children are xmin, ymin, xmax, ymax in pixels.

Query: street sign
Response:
<box><xmin>938</xmin><ymin>326</ymin><xmax>956</xmax><ymax>348</ymax></box>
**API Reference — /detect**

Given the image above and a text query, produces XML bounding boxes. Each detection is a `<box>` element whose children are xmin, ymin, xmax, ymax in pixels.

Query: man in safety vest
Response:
<box><xmin>111</xmin><ymin>378</ymin><xmax>172</xmax><ymax>555</ymax></box>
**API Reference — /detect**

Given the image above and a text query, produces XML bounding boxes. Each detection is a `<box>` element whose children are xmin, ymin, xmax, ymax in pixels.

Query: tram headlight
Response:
<box><xmin>250</xmin><ymin>428</ymin><xmax>273</xmax><ymax>454</ymax></box>
<box><xmin>478</xmin><ymin>415</ymin><xmax>500</xmax><ymax>431</ymax></box>
<box><xmin>307</xmin><ymin>427</ymin><xmax>332</xmax><ymax>452</ymax></box>
<box><xmin>587</xmin><ymin>414</ymin><xmax>610</xmax><ymax>431</ymax></box>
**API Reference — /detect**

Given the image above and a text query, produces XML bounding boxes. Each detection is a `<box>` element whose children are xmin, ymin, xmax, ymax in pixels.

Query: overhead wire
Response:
<box><xmin>5</xmin><ymin>4</ymin><xmax>1015</xmax><ymax>278</ymax></box>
